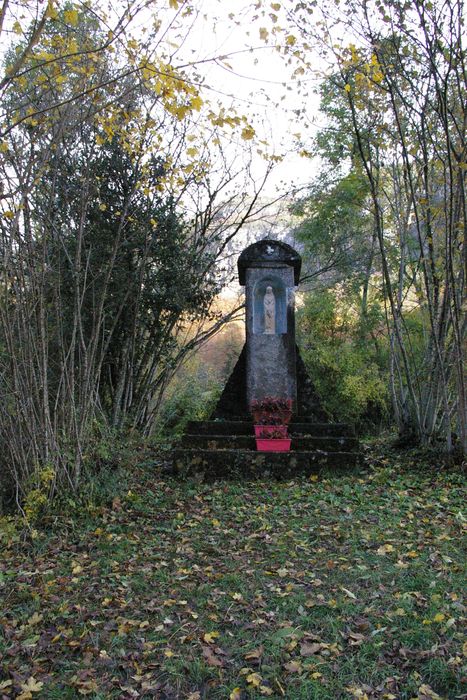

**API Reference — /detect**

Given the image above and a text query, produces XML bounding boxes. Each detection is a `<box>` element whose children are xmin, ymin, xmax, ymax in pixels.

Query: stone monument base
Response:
<box><xmin>211</xmin><ymin>344</ymin><xmax>328</xmax><ymax>421</ymax></box>
<box><xmin>170</xmin><ymin>344</ymin><xmax>360</xmax><ymax>479</ymax></box>
<box><xmin>172</xmin><ymin>417</ymin><xmax>359</xmax><ymax>480</ymax></box>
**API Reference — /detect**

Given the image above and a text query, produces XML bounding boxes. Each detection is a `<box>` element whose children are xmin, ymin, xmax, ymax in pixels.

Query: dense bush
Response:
<box><xmin>297</xmin><ymin>288</ymin><xmax>388</xmax><ymax>429</ymax></box>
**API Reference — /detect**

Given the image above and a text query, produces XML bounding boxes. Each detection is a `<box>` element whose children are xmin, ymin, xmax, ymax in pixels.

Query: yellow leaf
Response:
<box><xmin>16</xmin><ymin>692</ymin><xmax>32</xmax><ymax>700</ymax></box>
<box><xmin>246</xmin><ymin>672</ymin><xmax>262</xmax><ymax>687</ymax></box>
<box><xmin>0</xmin><ymin>141</ymin><xmax>8</xmax><ymax>153</ymax></box>
<box><xmin>190</xmin><ymin>95</ymin><xmax>203</xmax><ymax>111</ymax></box>
<box><xmin>169</xmin><ymin>0</ymin><xmax>179</xmax><ymax>8</ymax></box>
<box><xmin>47</xmin><ymin>0</ymin><xmax>58</xmax><ymax>20</ymax></box>
<box><xmin>417</xmin><ymin>684</ymin><xmax>442</xmax><ymax>699</ymax></box>
<box><xmin>99</xmin><ymin>203</ymin><xmax>107</xmax><ymax>211</ymax></box>
<box><xmin>13</xmin><ymin>21</ymin><xmax>22</xmax><ymax>35</ymax></box>
<box><xmin>260</xmin><ymin>686</ymin><xmax>274</xmax><ymax>696</ymax></box>
<box><xmin>259</xmin><ymin>28</ymin><xmax>268</xmax><ymax>41</ymax></box>
<box><xmin>175</xmin><ymin>106</ymin><xmax>188</xmax><ymax>120</ymax></box>
<box><xmin>20</xmin><ymin>677</ymin><xmax>44</xmax><ymax>694</ymax></box>
<box><xmin>241</xmin><ymin>126</ymin><xmax>255</xmax><ymax>141</ymax></box>
<box><xmin>4</xmin><ymin>210</ymin><xmax>15</xmax><ymax>220</ymax></box>
<box><xmin>344</xmin><ymin>84</ymin><xmax>351</xmax><ymax>92</ymax></box>
<box><xmin>28</xmin><ymin>612</ymin><xmax>43</xmax><ymax>626</ymax></box>
<box><xmin>229</xmin><ymin>689</ymin><xmax>242</xmax><ymax>700</ymax></box>
<box><xmin>203</xmin><ymin>631</ymin><xmax>219</xmax><ymax>644</ymax></box>
<box><xmin>433</xmin><ymin>613</ymin><xmax>445</xmax><ymax>623</ymax></box>
<box><xmin>286</xmin><ymin>35</ymin><xmax>296</xmax><ymax>46</ymax></box>
<box><xmin>376</xmin><ymin>543</ymin><xmax>394</xmax><ymax>555</ymax></box>
<box><xmin>309</xmin><ymin>474</ymin><xmax>318</xmax><ymax>482</ymax></box>
<box><xmin>64</xmin><ymin>9</ymin><xmax>78</xmax><ymax>26</ymax></box>
<box><xmin>271</xmin><ymin>2</ymin><xmax>281</xmax><ymax>9</ymax></box>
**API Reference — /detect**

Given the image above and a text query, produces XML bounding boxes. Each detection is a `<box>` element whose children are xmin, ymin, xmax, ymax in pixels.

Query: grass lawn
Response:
<box><xmin>1</xmin><ymin>448</ymin><xmax>465</xmax><ymax>699</ymax></box>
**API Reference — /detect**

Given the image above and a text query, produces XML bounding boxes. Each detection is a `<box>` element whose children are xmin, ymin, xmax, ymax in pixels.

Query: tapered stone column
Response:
<box><xmin>238</xmin><ymin>239</ymin><xmax>301</xmax><ymax>411</ymax></box>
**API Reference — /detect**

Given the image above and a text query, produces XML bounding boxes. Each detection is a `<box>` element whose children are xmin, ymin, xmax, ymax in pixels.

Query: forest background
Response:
<box><xmin>0</xmin><ymin>0</ymin><xmax>465</xmax><ymax>518</ymax></box>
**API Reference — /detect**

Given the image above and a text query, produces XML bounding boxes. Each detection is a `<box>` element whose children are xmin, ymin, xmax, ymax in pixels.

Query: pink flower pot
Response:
<box><xmin>255</xmin><ymin>438</ymin><xmax>291</xmax><ymax>452</ymax></box>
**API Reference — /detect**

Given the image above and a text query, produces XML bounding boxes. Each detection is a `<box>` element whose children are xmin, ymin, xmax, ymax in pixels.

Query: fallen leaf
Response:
<box><xmin>244</xmin><ymin>645</ymin><xmax>264</xmax><ymax>662</ymax></box>
<box><xmin>300</xmin><ymin>642</ymin><xmax>323</xmax><ymax>656</ymax></box>
<box><xmin>203</xmin><ymin>631</ymin><xmax>220</xmax><ymax>644</ymax></box>
<box><xmin>202</xmin><ymin>645</ymin><xmax>224</xmax><ymax>667</ymax></box>
<box><xmin>283</xmin><ymin>660</ymin><xmax>302</xmax><ymax>673</ymax></box>
<box><xmin>246</xmin><ymin>672</ymin><xmax>262</xmax><ymax>687</ymax></box>
<box><xmin>27</xmin><ymin>612</ymin><xmax>43</xmax><ymax>626</ymax></box>
<box><xmin>417</xmin><ymin>684</ymin><xmax>442</xmax><ymax>699</ymax></box>
<box><xmin>348</xmin><ymin>631</ymin><xmax>366</xmax><ymax>646</ymax></box>
<box><xmin>20</xmin><ymin>677</ymin><xmax>44</xmax><ymax>694</ymax></box>
<box><xmin>341</xmin><ymin>587</ymin><xmax>357</xmax><ymax>600</ymax></box>
<box><xmin>229</xmin><ymin>689</ymin><xmax>242</xmax><ymax>700</ymax></box>
<box><xmin>376</xmin><ymin>543</ymin><xmax>394</xmax><ymax>555</ymax></box>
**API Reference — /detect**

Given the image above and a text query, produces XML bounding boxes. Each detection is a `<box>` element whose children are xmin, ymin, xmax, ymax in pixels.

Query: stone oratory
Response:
<box><xmin>173</xmin><ymin>239</ymin><xmax>359</xmax><ymax>478</ymax></box>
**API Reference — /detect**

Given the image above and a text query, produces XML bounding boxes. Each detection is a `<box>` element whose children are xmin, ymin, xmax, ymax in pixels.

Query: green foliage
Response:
<box><xmin>298</xmin><ymin>289</ymin><xmax>388</xmax><ymax>428</ymax></box>
<box><xmin>158</xmin><ymin>356</ymin><xmax>222</xmax><ymax>436</ymax></box>
<box><xmin>293</xmin><ymin>169</ymin><xmax>373</xmax><ymax>286</ymax></box>
<box><xmin>23</xmin><ymin>464</ymin><xmax>56</xmax><ymax>522</ymax></box>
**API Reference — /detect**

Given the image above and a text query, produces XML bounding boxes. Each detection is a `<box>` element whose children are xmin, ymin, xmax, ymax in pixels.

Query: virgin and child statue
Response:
<box><xmin>263</xmin><ymin>285</ymin><xmax>276</xmax><ymax>334</ymax></box>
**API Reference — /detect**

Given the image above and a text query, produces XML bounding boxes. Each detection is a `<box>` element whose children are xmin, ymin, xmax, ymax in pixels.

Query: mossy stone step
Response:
<box><xmin>185</xmin><ymin>420</ymin><xmax>355</xmax><ymax>437</ymax></box>
<box><xmin>172</xmin><ymin>448</ymin><xmax>359</xmax><ymax>480</ymax></box>
<box><xmin>180</xmin><ymin>434</ymin><xmax>358</xmax><ymax>452</ymax></box>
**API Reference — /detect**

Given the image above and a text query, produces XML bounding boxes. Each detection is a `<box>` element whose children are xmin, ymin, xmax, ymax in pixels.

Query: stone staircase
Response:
<box><xmin>171</xmin><ymin>416</ymin><xmax>359</xmax><ymax>480</ymax></box>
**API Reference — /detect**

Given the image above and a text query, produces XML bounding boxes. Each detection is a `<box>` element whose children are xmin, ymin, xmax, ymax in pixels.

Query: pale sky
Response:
<box><xmin>154</xmin><ymin>0</ymin><xmax>326</xmax><ymax>197</ymax></box>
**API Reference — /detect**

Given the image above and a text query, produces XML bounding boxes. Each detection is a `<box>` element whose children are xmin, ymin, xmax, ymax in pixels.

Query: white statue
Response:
<box><xmin>263</xmin><ymin>285</ymin><xmax>276</xmax><ymax>334</ymax></box>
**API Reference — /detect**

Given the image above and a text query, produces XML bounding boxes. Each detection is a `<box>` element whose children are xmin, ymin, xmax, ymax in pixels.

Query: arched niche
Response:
<box><xmin>253</xmin><ymin>276</ymin><xmax>287</xmax><ymax>335</ymax></box>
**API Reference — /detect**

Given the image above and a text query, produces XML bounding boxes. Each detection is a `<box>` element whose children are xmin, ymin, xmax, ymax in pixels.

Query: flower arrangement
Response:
<box><xmin>256</xmin><ymin>426</ymin><xmax>288</xmax><ymax>439</ymax></box>
<box><xmin>250</xmin><ymin>396</ymin><xmax>293</xmax><ymax>425</ymax></box>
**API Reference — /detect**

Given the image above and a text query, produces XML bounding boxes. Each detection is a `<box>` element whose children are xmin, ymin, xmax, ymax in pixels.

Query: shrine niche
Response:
<box><xmin>252</xmin><ymin>276</ymin><xmax>287</xmax><ymax>335</ymax></box>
